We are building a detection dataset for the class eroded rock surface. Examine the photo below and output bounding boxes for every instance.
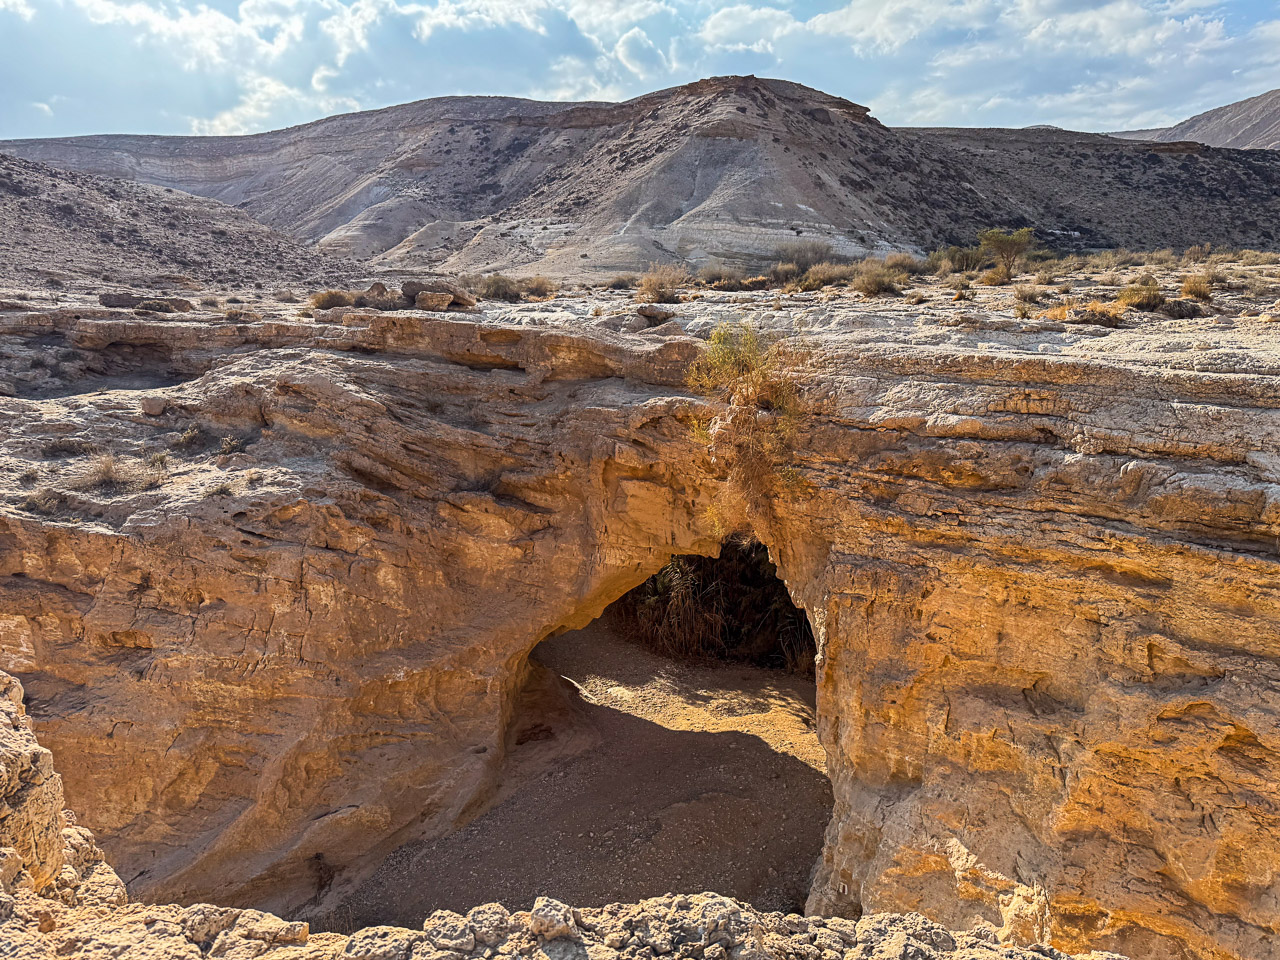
[1,292,1278,960]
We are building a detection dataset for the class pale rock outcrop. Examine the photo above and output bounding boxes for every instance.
[1,294,1279,960]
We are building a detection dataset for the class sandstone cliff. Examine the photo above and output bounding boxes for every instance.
[0,670,1121,960]
[1,291,1278,959]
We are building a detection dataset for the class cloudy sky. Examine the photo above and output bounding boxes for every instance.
[1,0,1277,139]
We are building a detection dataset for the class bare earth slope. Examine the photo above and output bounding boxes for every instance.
[5,76,1280,276]
[1113,87,1280,149]
[0,153,357,289]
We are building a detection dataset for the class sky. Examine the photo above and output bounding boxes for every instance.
[1,0,1278,139]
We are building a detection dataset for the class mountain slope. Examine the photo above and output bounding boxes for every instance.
[0,153,355,289]
[5,77,1280,275]
[1115,88,1280,149]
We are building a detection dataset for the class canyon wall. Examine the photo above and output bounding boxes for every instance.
[1,302,1277,959]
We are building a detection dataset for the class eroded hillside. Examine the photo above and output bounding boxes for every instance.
[5,77,1280,275]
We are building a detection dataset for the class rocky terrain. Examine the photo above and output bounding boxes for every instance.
[1115,87,1280,149]
[2,245,1280,960]
[4,77,1280,276]
[1,670,1122,960]
[0,154,358,290]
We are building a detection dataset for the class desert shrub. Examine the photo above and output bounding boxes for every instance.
[797,261,859,291]
[199,297,220,308]
[219,436,246,455]
[1133,271,1158,287]
[1014,301,1032,319]
[172,425,207,452]
[905,291,926,305]
[953,289,974,301]
[1013,285,1044,304]
[699,263,747,290]
[1116,284,1165,311]
[71,452,161,493]
[1240,249,1280,266]
[478,274,522,302]
[610,539,815,673]
[606,274,637,290]
[309,290,355,309]
[686,323,810,533]
[1035,268,1057,285]
[770,261,802,285]
[1089,248,1140,270]
[1184,243,1212,263]
[1181,275,1213,302]
[637,264,690,304]
[41,437,94,458]
[521,275,558,298]
[937,244,984,273]
[1146,248,1177,267]
[979,227,1035,277]
[1202,265,1228,286]
[22,488,69,516]
[18,467,38,485]
[135,299,176,313]
[851,263,903,296]
[884,252,927,274]
[1098,271,1122,286]
[947,276,971,291]
[208,480,235,497]
[979,267,1011,286]
[224,308,261,322]
[773,240,833,272]
[1057,283,1072,295]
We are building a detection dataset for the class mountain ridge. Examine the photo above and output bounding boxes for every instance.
[5,76,1280,274]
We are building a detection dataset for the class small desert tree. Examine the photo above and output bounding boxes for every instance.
[979,228,1035,280]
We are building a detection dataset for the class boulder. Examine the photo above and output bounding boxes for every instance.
[415,291,455,312]
[636,304,676,323]
[402,279,477,308]
[529,898,577,940]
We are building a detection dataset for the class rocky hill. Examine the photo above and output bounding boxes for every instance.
[4,76,1280,277]
[0,153,357,291]
[1114,87,1280,149]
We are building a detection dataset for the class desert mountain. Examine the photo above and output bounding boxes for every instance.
[4,76,1280,276]
[1114,87,1280,150]
[0,153,355,289]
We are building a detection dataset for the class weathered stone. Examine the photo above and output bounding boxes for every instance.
[98,293,194,312]
[530,899,578,941]
[403,279,477,308]
[468,903,513,947]
[636,305,676,323]
[416,291,455,312]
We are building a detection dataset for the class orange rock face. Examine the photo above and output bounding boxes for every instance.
[0,302,1277,960]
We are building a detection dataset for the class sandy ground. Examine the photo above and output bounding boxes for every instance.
[331,620,831,930]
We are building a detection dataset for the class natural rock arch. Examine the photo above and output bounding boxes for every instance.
[1,313,1277,960]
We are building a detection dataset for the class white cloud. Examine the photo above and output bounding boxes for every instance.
[31,101,53,116]
[699,5,798,53]
[188,74,358,135]
[0,0,33,19]
[614,26,667,78]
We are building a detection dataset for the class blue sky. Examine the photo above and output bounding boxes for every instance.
[1,0,1278,138]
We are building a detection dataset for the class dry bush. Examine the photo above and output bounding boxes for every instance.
[979,267,1011,286]
[770,262,802,285]
[135,299,176,313]
[1116,284,1165,311]
[953,289,974,301]
[41,437,94,459]
[199,297,220,308]
[1089,248,1140,270]
[1097,271,1122,286]
[773,240,833,272]
[1240,249,1280,266]
[1013,285,1043,304]
[22,488,69,516]
[1057,283,1072,295]
[637,264,691,304]
[686,323,810,534]
[797,261,860,291]
[905,291,926,305]
[884,252,927,274]
[478,274,522,302]
[606,274,637,290]
[1146,249,1177,267]
[521,276,558,298]
[852,263,904,296]
[933,244,984,273]
[171,425,207,452]
[1202,265,1228,286]
[1183,244,1212,263]
[1181,275,1213,302]
[699,263,747,290]
[309,290,355,309]
[1035,267,1057,285]
[72,452,162,493]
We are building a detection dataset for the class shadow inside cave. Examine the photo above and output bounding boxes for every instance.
[322,574,831,931]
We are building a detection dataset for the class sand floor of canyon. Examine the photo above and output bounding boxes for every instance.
[329,620,830,931]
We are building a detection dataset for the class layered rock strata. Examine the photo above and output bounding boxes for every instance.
[1,295,1278,960]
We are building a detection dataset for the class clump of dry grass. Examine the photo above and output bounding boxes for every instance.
[477,274,521,302]
[521,275,558,299]
[637,264,691,304]
[773,240,833,272]
[1116,284,1165,311]
[309,289,355,310]
[699,262,747,290]
[883,252,928,275]
[687,323,810,534]
[606,274,637,290]
[171,425,207,452]
[1181,274,1213,302]
[1013,285,1044,304]
[22,488,69,515]
[41,437,94,459]
[71,452,163,493]
[979,267,1011,286]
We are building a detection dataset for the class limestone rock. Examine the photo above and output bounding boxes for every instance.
[415,291,455,311]
[403,279,477,308]
[636,304,676,323]
[529,898,577,940]
[98,293,194,311]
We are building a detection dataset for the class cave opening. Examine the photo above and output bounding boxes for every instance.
[327,539,831,931]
